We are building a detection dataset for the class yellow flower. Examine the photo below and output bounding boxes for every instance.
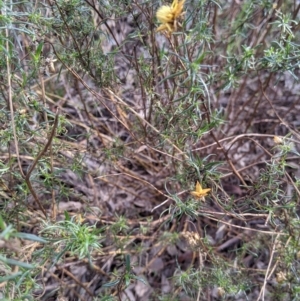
[156,0,185,33]
[190,181,211,199]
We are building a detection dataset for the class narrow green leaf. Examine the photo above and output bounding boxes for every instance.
[125,254,131,272]
[34,42,44,59]
[0,272,23,282]
[102,279,120,287]
[0,255,34,269]
[134,275,148,286]
[14,232,48,243]
[64,210,71,221]
[193,52,206,65]
[0,215,6,231]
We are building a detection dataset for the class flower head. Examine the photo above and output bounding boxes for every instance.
[156,0,185,33]
[273,136,283,144]
[190,181,211,199]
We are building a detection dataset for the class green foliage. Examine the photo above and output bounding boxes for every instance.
[41,215,103,259]
[1,0,300,299]
[0,217,47,299]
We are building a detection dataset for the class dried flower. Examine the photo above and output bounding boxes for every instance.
[276,271,287,283]
[182,231,201,248]
[217,287,226,298]
[156,0,185,33]
[190,181,211,199]
[273,136,283,144]
[75,213,84,224]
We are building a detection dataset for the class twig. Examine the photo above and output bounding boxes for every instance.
[256,234,284,301]
[6,19,25,179]
[25,111,59,218]
[260,80,300,140]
